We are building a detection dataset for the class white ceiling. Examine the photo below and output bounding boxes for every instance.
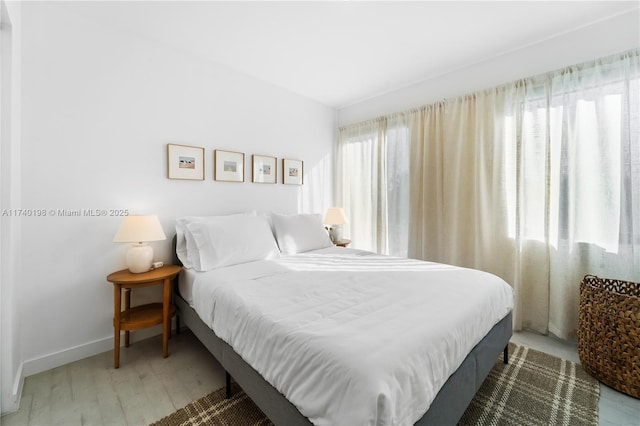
[66,1,639,108]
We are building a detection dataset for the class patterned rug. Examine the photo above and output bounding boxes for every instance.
[458,343,599,426]
[151,343,599,426]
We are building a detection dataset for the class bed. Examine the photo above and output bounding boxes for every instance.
[172,212,513,425]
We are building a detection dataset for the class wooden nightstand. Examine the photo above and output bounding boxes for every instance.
[106,265,181,368]
[334,239,351,247]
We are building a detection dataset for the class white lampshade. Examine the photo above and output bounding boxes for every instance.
[113,215,166,243]
[113,215,166,273]
[323,207,347,225]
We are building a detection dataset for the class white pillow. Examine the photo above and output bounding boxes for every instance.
[271,213,333,255]
[175,212,256,268]
[185,215,280,271]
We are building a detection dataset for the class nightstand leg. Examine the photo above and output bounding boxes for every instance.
[114,285,121,369]
[162,277,171,358]
[123,288,131,348]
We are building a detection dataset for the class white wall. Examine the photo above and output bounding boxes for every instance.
[15,0,334,394]
[338,10,640,126]
[1,0,22,414]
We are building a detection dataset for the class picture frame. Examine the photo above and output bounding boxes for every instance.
[252,154,277,184]
[282,158,303,185]
[167,144,205,180]
[214,149,245,182]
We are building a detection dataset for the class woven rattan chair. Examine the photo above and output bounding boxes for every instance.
[578,275,640,398]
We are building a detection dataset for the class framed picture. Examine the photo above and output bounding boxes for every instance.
[167,144,205,180]
[214,149,244,182]
[283,158,303,185]
[252,154,277,184]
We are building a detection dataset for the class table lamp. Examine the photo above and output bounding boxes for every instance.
[323,207,347,242]
[113,215,166,273]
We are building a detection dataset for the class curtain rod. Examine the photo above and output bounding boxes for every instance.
[338,48,639,132]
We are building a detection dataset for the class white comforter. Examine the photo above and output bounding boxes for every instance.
[190,247,513,426]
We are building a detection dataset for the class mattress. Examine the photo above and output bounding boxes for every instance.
[187,247,514,426]
[178,268,198,305]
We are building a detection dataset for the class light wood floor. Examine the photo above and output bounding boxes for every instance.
[2,329,639,426]
[1,331,224,426]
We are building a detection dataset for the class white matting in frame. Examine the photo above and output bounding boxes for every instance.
[282,158,303,185]
[252,154,277,184]
[167,144,205,180]
[214,149,245,182]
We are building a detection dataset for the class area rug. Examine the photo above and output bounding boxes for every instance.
[150,343,599,426]
[457,343,599,426]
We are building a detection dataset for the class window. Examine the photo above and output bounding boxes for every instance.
[505,72,639,253]
[337,118,410,257]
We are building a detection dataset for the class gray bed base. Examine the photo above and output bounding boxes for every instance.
[174,291,512,426]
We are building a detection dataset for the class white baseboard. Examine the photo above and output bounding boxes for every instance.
[4,324,172,414]
[3,337,114,414]
[22,335,114,378]
[22,325,168,378]
[6,362,23,414]
[0,364,24,416]
[0,362,23,415]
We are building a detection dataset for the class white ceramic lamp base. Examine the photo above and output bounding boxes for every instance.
[126,243,154,273]
[330,226,343,242]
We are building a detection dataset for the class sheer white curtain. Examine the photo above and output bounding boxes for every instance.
[336,119,388,254]
[535,53,638,337]
[409,50,640,338]
[336,116,409,256]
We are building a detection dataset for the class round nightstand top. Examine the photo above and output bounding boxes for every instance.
[107,264,181,284]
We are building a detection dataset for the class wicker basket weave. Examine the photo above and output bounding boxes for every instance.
[578,275,640,398]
